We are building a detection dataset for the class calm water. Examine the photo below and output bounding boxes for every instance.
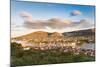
[80,43,95,50]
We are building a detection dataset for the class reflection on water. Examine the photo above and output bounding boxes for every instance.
[80,43,95,50]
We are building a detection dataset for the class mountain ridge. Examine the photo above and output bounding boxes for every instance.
[12,28,95,40]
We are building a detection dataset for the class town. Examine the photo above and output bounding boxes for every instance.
[11,34,95,57]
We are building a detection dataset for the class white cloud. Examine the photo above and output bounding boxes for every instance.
[20,11,34,23]
[19,12,73,29]
[71,10,82,16]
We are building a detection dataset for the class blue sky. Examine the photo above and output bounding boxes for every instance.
[11,0,95,37]
[11,0,95,23]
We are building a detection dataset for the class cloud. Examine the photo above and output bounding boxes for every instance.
[70,10,82,16]
[23,18,72,29]
[69,19,92,28]
[47,18,72,29]
[19,12,72,29]
[20,11,34,23]
[23,18,93,30]
[19,11,94,31]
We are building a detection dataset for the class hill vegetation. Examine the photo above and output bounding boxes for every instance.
[11,42,95,66]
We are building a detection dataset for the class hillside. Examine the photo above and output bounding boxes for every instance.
[63,28,95,36]
[13,28,95,40]
[13,31,48,40]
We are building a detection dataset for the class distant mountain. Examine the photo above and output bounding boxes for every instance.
[13,28,95,40]
[63,28,95,36]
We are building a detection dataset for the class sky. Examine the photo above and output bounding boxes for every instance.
[14,0,95,5]
[11,0,95,37]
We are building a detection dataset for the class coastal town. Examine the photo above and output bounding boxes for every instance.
[11,30,95,57]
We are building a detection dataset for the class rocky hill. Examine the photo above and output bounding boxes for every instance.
[13,28,95,40]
